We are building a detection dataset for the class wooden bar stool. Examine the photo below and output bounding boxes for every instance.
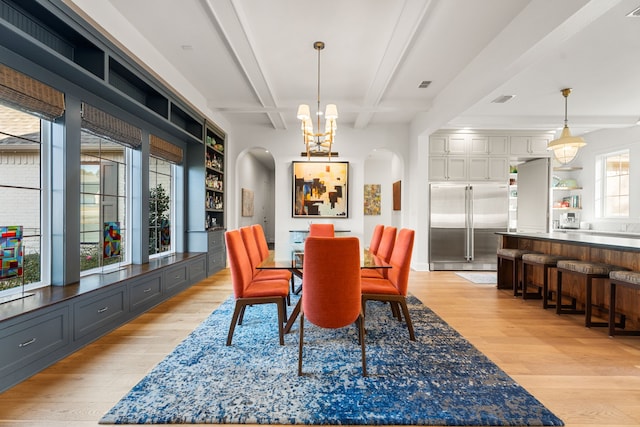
[608,270,640,337]
[521,253,574,308]
[496,248,538,296]
[556,260,629,328]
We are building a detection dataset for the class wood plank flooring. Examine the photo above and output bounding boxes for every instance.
[0,270,639,426]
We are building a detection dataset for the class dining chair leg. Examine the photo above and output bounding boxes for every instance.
[238,305,247,325]
[358,314,367,377]
[297,312,305,376]
[277,297,286,345]
[397,299,416,341]
[226,302,244,346]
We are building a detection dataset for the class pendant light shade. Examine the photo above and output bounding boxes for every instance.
[547,88,586,164]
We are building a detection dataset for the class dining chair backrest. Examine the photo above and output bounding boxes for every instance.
[302,236,361,328]
[225,230,253,298]
[308,223,335,237]
[368,224,385,255]
[387,228,415,296]
[240,226,263,270]
[251,224,270,260]
[376,226,397,262]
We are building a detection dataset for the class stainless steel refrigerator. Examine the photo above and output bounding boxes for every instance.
[429,183,508,270]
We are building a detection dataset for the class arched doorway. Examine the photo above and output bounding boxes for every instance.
[363,148,403,245]
[236,148,276,246]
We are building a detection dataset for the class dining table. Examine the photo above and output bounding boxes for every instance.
[257,247,390,333]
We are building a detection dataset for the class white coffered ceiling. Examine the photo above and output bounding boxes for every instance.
[66,0,640,138]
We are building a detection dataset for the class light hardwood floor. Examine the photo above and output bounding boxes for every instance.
[0,270,639,427]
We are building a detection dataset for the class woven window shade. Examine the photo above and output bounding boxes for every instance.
[81,102,142,148]
[0,64,65,120]
[150,134,183,164]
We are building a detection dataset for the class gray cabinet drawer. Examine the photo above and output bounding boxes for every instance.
[164,263,189,293]
[189,255,207,282]
[208,229,224,251]
[208,249,226,274]
[74,285,127,340]
[0,306,69,377]
[129,273,162,312]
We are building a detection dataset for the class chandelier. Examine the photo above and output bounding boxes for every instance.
[297,41,338,159]
[547,88,586,164]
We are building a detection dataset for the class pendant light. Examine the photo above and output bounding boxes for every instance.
[547,88,586,164]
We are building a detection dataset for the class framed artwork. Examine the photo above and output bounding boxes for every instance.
[103,221,121,259]
[364,184,381,215]
[393,180,401,211]
[0,225,23,280]
[242,188,254,217]
[293,161,349,217]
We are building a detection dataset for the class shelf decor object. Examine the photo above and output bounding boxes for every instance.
[547,88,586,165]
[296,41,338,159]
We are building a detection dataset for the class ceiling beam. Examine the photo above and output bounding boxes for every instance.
[353,0,435,129]
[201,0,287,130]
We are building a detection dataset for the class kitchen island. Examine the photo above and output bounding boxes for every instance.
[497,231,640,329]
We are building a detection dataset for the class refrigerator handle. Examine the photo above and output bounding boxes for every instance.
[468,185,474,261]
[464,186,471,261]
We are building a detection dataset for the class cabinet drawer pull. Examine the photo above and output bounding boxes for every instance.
[174,275,181,279]
[19,338,37,348]
[143,288,152,293]
[97,306,109,313]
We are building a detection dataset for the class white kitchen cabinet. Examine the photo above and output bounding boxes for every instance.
[429,156,467,181]
[468,157,509,181]
[510,136,550,156]
[429,135,468,155]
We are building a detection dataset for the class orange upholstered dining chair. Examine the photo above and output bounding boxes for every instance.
[224,229,289,346]
[251,224,270,261]
[361,226,396,279]
[298,236,367,376]
[240,226,291,282]
[308,223,335,237]
[368,224,385,255]
[361,228,415,341]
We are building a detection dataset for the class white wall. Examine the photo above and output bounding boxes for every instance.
[225,122,411,257]
[567,125,640,232]
[236,151,275,242]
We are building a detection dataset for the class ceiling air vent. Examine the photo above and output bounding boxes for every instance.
[418,80,431,88]
[491,95,515,104]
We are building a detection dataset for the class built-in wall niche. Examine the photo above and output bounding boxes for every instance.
[170,103,202,140]
[108,58,168,118]
[1,0,105,79]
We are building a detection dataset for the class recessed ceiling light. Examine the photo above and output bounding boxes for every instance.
[418,81,431,89]
[626,6,640,17]
[491,95,516,103]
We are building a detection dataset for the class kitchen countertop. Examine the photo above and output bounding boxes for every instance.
[497,231,640,252]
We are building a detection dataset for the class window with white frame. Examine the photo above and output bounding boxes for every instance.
[0,104,45,294]
[149,155,173,256]
[595,150,629,218]
[80,131,130,272]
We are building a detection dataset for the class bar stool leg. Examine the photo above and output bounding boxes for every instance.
[609,281,617,336]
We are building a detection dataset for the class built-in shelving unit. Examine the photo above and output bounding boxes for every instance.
[205,127,224,230]
[552,166,583,228]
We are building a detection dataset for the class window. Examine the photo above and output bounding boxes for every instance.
[80,131,129,272]
[0,104,44,293]
[149,156,173,256]
[595,150,629,217]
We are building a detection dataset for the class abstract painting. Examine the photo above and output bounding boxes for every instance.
[364,184,381,215]
[0,225,23,280]
[293,161,348,218]
[160,219,170,247]
[242,188,254,217]
[393,180,401,211]
[103,221,121,258]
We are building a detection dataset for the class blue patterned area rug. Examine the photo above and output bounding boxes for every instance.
[100,294,563,425]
